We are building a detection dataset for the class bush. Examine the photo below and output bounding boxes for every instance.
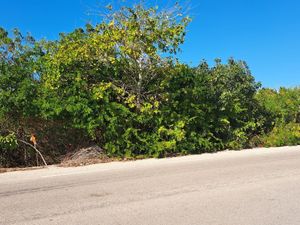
[257,123,300,147]
[0,133,19,167]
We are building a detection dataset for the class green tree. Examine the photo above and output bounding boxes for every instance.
[0,27,42,118]
[38,3,191,157]
[256,87,300,124]
[163,59,266,151]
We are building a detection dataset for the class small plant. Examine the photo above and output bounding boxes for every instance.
[0,133,18,150]
[0,133,19,167]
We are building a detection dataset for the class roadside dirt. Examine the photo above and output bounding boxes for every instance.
[3,145,298,173]
[0,167,44,173]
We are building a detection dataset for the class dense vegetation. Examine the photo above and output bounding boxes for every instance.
[0,4,299,167]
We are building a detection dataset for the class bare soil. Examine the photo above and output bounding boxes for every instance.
[60,145,114,167]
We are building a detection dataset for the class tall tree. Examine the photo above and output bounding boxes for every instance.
[41,3,191,110]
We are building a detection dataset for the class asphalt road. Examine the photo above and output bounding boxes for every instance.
[1,146,300,225]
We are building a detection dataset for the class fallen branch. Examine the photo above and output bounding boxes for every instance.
[18,139,48,167]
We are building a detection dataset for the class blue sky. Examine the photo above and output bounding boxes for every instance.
[1,0,299,88]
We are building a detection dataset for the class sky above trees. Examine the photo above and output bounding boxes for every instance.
[1,0,299,88]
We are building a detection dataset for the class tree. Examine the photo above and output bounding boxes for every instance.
[37,3,191,157]
[163,59,265,151]
[0,27,42,118]
[256,87,300,124]
[41,3,191,110]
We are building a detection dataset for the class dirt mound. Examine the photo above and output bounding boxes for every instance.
[61,146,111,167]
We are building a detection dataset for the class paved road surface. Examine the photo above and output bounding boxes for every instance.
[1,146,300,225]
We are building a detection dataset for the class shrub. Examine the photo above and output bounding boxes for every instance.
[0,133,19,167]
[256,123,300,147]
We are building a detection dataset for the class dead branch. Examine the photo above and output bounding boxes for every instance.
[18,139,48,167]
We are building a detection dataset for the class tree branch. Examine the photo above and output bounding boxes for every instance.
[18,139,48,167]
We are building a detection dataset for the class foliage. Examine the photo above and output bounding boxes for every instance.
[0,3,299,167]
[252,87,300,147]
[162,59,269,152]
[0,27,42,118]
[257,123,300,147]
[256,87,300,124]
[0,132,19,167]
